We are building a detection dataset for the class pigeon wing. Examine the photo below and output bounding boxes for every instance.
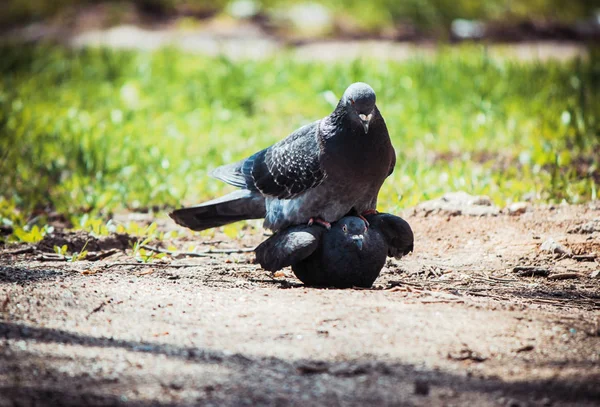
[366,213,414,258]
[211,121,326,199]
[255,225,325,272]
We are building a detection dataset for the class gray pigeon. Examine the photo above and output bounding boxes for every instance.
[169,82,395,232]
[255,213,414,288]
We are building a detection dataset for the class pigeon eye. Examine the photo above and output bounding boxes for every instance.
[350,99,355,105]
[342,224,348,232]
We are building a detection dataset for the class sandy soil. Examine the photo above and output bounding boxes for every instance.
[1,202,599,406]
[3,17,590,62]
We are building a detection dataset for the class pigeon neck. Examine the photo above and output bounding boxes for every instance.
[323,104,366,140]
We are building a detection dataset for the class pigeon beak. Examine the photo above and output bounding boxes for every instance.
[352,235,364,250]
[359,113,372,134]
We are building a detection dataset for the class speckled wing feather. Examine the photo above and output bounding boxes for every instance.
[212,122,326,199]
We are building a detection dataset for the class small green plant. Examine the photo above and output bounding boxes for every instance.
[130,236,166,263]
[12,225,50,243]
[79,214,111,236]
[53,239,90,262]
[134,247,166,263]
[53,244,68,256]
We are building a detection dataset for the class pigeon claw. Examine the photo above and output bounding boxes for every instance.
[359,209,378,229]
[358,215,370,228]
[308,217,331,230]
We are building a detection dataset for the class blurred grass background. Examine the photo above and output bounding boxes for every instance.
[2,0,599,37]
[0,0,599,237]
[0,45,598,222]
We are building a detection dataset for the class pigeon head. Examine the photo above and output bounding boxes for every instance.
[342,82,376,134]
[335,216,368,250]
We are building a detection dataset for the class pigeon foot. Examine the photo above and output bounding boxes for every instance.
[361,209,378,216]
[308,217,332,230]
[358,215,370,228]
[359,209,378,228]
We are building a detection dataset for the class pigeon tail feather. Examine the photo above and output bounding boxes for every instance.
[169,190,265,231]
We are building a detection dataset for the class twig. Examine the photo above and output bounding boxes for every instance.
[471,276,503,285]
[86,302,106,319]
[464,291,510,301]
[527,298,564,305]
[200,240,225,245]
[527,297,598,308]
[36,254,67,262]
[36,249,120,262]
[103,262,151,268]
[512,266,550,277]
[447,349,487,362]
[85,249,119,261]
[141,244,253,257]
[387,280,425,289]
[548,272,582,280]
[573,254,597,262]
[426,265,441,278]
[158,264,202,268]
[103,262,201,268]
[136,270,155,276]
[2,246,35,256]
[515,344,535,353]
[247,278,303,288]
[140,244,210,257]
[450,287,487,292]
[420,299,465,304]
[203,247,254,254]
[487,275,519,283]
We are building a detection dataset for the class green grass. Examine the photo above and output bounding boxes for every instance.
[0,44,598,234]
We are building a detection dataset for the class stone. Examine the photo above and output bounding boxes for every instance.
[416,191,500,216]
[507,202,529,215]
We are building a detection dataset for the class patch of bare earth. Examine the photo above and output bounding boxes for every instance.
[1,203,599,406]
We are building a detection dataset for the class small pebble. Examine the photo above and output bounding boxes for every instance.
[540,238,570,255]
[414,379,430,396]
[507,202,529,215]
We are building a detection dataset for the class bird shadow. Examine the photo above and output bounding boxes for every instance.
[1,321,599,406]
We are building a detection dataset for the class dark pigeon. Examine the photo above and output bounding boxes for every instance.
[170,82,395,232]
[255,213,414,288]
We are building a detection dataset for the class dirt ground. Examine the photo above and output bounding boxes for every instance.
[1,201,599,406]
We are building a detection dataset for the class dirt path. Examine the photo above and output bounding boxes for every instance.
[1,203,599,406]
[4,20,590,62]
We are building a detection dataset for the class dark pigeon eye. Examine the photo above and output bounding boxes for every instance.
[350,99,355,105]
[342,224,348,232]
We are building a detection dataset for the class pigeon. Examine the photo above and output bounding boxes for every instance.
[255,213,414,288]
[169,82,395,232]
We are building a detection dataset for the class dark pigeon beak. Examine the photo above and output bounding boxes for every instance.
[359,113,373,134]
[352,235,364,250]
